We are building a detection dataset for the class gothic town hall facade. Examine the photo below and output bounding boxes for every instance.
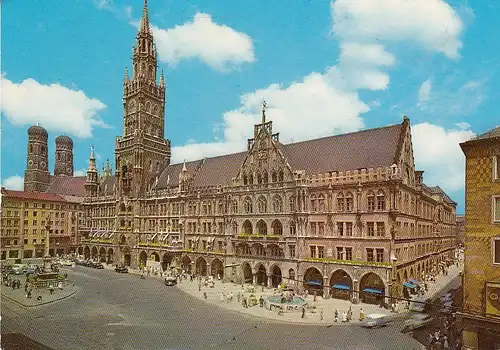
[24,2,457,302]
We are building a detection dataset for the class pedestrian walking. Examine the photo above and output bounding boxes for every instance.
[259,296,264,307]
[348,306,352,321]
[313,290,317,302]
[359,308,365,321]
[220,292,225,302]
[203,292,207,300]
[334,309,339,323]
[237,291,241,303]
[342,311,347,323]
[320,309,323,321]
[301,306,306,319]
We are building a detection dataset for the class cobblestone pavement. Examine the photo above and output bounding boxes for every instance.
[104,262,462,326]
[1,273,78,307]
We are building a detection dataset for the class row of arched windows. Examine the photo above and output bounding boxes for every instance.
[235,243,284,257]
[242,169,284,185]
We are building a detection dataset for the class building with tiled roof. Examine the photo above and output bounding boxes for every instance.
[76,0,457,305]
[1,188,85,260]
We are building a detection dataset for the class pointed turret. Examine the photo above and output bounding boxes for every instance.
[179,160,188,193]
[139,0,150,35]
[124,67,129,83]
[261,100,267,124]
[160,70,165,88]
[85,145,99,197]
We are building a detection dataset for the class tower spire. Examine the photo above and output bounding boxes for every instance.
[140,0,150,34]
[124,67,129,82]
[160,70,165,87]
[88,145,96,171]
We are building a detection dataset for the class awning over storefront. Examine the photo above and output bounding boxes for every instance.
[307,280,322,286]
[363,288,383,295]
[403,282,417,289]
[332,284,350,291]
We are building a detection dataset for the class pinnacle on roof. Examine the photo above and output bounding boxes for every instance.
[90,145,95,160]
[261,100,267,124]
[139,0,150,35]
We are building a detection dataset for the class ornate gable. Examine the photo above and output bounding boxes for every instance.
[394,116,417,187]
[236,102,293,185]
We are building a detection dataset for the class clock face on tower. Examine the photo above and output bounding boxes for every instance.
[67,167,72,174]
[40,161,46,169]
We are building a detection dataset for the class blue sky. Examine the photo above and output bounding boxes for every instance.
[2,0,500,214]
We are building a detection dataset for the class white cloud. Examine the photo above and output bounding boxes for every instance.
[74,169,87,177]
[172,70,368,163]
[412,122,475,192]
[418,79,432,105]
[151,13,254,71]
[1,75,108,138]
[417,79,486,117]
[331,0,463,58]
[2,176,24,191]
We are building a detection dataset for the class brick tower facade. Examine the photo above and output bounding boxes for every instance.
[54,135,74,176]
[24,125,50,192]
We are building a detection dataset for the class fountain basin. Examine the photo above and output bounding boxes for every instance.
[266,295,307,312]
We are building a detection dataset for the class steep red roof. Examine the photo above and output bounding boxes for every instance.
[2,188,67,202]
[157,122,403,188]
[46,176,86,197]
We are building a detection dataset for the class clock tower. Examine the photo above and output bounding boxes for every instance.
[115,0,171,196]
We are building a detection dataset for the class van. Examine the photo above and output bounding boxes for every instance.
[360,313,393,328]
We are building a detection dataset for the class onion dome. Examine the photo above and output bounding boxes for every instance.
[28,125,48,138]
[55,135,73,146]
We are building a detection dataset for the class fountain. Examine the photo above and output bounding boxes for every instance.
[266,291,307,312]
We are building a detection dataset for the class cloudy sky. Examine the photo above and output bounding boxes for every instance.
[3,0,499,214]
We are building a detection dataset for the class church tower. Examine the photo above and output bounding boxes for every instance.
[24,124,50,192]
[84,146,99,197]
[54,135,74,176]
[115,0,171,197]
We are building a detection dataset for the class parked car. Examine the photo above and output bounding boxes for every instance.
[164,276,177,286]
[402,313,434,332]
[361,314,393,328]
[59,260,74,267]
[115,265,128,273]
[93,262,104,269]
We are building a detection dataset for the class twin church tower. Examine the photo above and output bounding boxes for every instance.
[24,0,171,196]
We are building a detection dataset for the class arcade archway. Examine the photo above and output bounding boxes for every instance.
[270,265,282,288]
[211,258,224,278]
[151,252,160,262]
[256,264,267,286]
[107,248,114,263]
[84,246,90,260]
[181,256,192,274]
[139,251,147,268]
[329,269,353,300]
[99,247,106,262]
[91,246,98,260]
[359,272,385,304]
[162,253,173,271]
[303,267,323,295]
[196,257,208,276]
[241,262,253,283]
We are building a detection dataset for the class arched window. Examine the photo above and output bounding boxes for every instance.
[273,195,283,213]
[289,221,297,235]
[243,220,252,235]
[249,174,254,184]
[318,194,326,212]
[257,220,267,235]
[263,171,268,183]
[257,172,262,184]
[244,197,252,214]
[310,195,317,212]
[377,190,386,211]
[258,196,267,213]
[337,193,345,212]
[278,170,284,182]
[289,196,296,212]
[271,171,278,182]
[232,222,238,234]
[243,174,248,185]
[29,144,33,153]
[202,202,208,215]
[367,191,375,211]
[218,201,224,214]
[346,192,354,212]
[271,220,283,235]
[231,200,238,214]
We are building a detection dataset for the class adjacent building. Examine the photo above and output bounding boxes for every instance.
[456,214,466,248]
[0,189,85,260]
[459,127,500,349]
